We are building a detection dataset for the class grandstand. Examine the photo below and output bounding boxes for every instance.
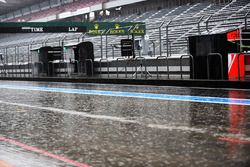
[0,0,249,80]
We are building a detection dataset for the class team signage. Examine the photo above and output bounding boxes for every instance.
[227,29,241,41]
[88,23,145,36]
[0,22,145,35]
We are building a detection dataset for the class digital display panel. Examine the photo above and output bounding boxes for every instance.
[0,26,86,33]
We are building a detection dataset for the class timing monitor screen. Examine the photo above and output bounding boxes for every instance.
[121,39,134,57]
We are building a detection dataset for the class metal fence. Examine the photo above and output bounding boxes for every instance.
[0,9,249,81]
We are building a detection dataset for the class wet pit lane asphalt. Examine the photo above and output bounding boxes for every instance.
[0,81,249,167]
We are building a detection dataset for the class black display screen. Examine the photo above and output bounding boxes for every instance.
[0,26,87,33]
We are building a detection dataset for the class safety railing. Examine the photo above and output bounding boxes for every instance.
[99,58,109,78]
[207,53,224,80]
[23,62,27,78]
[69,60,79,76]
[156,56,169,79]
[58,60,67,77]
[180,54,194,79]
[116,58,127,78]
[17,62,21,78]
[37,62,44,77]
[133,56,151,79]
[0,63,7,77]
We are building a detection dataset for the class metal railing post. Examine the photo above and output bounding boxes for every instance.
[69,60,79,76]
[17,46,20,77]
[146,22,166,58]
[133,56,148,79]
[166,20,172,57]
[116,58,127,78]
[128,26,133,39]
[99,58,109,78]
[159,21,165,57]
[111,45,115,59]
[100,30,106,59]
[156,56,169,79]
[5,47,8,77]
[14,46,17,77]
[27,44,31,78]
[180,54,194,79]
[5,47,8,67]
[105,29,111,59]
[169,40,172,57]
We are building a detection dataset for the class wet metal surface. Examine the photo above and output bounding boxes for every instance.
[0,81,250,167]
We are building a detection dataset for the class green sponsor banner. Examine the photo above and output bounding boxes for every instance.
[0,22,145,35]
[87,22,145,36]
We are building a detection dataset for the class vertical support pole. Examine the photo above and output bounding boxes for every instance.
[101,33,103,59]
[169,41,172,57]
[165,21,171,57]
[152,41,155,57]
[12,47,14,77]
[128,26,133,39]
[132,33,135,58]
[30,44,33,78]
[240,29,243,53]
[112,45,114,59]
[17,46,21,78]
[5,47,8,65]
[166,26,169,57]
[23,48,25,78]
[15,46,17,77]
[159,27,162,57]
[28,44,31,78]
[61,36,67,77]
[105,33,108,59]
[5,47,8,77]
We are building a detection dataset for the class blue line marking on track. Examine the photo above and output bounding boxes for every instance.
[0,84,250,106]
